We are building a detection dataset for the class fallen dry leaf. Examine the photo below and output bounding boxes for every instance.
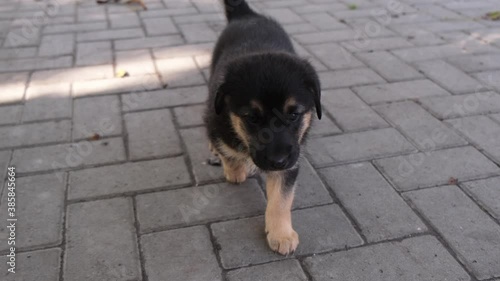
[448,177,458,185]
[126,0,147,10]
[483,11,500,21]
[116,69,130,78]
[88,133,101,141]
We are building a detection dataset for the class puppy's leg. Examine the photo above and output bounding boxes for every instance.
[220,156,248,184]
[265,168,299,255]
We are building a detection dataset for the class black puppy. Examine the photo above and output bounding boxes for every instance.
[204,0,321,255]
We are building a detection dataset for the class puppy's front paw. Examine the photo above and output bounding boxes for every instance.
[224,167,247,184]
[266,228,299,255]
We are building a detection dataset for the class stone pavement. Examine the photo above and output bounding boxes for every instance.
[0,0,500,280]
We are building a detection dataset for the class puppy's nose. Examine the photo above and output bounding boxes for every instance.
[269,155,288,169]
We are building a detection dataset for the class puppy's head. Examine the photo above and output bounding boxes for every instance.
[214,52,321,171]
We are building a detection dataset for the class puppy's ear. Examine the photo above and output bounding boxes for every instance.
[214,84,226,114]
[302,62,322,120]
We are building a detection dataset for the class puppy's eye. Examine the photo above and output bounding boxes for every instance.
[287,112,301,122]
[245,113,261,124]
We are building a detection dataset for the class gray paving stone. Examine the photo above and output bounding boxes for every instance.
[124,109,182,160]
[293,29,360,45]
[115,49,156,76]
[319,162,426,242]
[77,6,106,22]
[38,33,75,56]
[0,104,22,125]
[109,13,140,28]
[77,28,144,42]
[212,205,362,268]
[227,260,307,281]
[0,173,64,251]
[302,12,346,30]
[0,150,10,182]
[492,113,500,124]
[44,22,107,34]
[0,47,37,60]
[462,177,500,221]
[474,70,500,92]
[322,88,388,131]
[265,8,303,24]
[122,86,207,111]
[173,104,204,127]
[30,65,114,85]
[319,68,385,89]
[156,57,206,87]
[153,42,213,59]
[73,75,162,97]
[282,22,317,34]
[144,17,178,36]
[308,114,342,136]
[446,116,500,164]
[76,41,112,66]
[139,7,198,18]
[416,60,485,95]
[12,137,125,173]
[356,51,423,82]
[374,101,467,151]
[4,27,41,48]
[73,95,122,140]
[69,156,190,200]
[375,146,500,191]
[115,34,184,51]
[0,120,71,149]
[179,22,217,43]
[405,185,500,279]
[0,56,72,73]
[180,126,224,184]
[137,179,265,231]
[341,37,413,53]
[307,128,416,166]
[64,198,141,281]
[173,13,224,24]
[447,54,500,73]
[304,236,470,281]
[23,83,72,122]
[141,226,222,281]
[0,72,28,104]
[292,159,334,208]
[419,92,500,119]
[0,248,61,281]
[354,79,450,104]
[391,41,496,62]
[308,43,364,70]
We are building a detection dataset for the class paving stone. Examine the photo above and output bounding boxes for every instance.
[462,177,500,221]
[153,42,214,59]
[122,85,207,111]
[0,72,28,104]
[180,126,224,183]
[0,150,10,182]
[375,146,500,191]
[212,205,362,269]
[156,56,206,87]
[304,236,470,281]
[23,83,72,122]
[446,116,500,164]
[405,185,500,279]
[447,54,500,73]
[0,248,61,281]
[0,47,37,59]
[307,128,416,166]
[139,7,198,18]
[319,162,426,242]
[64,198,141,281]
[0,120,70,149]
[30,65,114,85]
[265,8,303,24]
[374,101,466,151]
[11,137,125,173]
[292,3,346,14]
[73,74,162,97]
[419,92,500,119]
[390,26,445,46]
[391,41,496,62]
[282,22,317,34]
[308,114,342,136]
[124,109,182,160]
[416,4,464,20]
[0,173,65,251]
[69,156,189,200]
[416,60,484,95]
[115,34,184,51]
[227,260,307,281]
[308,43,364,70]
[141,226,222,281]
[77,28,144,42]
[173,13,224,24]
[0,104,22,125]
[179,22,217,43]
[76,41,112,66]
[173,104,205,127]
[137,179,265,231]
[77,6,106,22]
[356,51,423,82]
[474,70,500,92]
[4,27,41,47]
[38,33,75,56]
[109,13,140,28]
[44,22,107,34]
[144,17,178,36]
[341,37,413,53]
[73,95,122,140]
[115,49,156,76]
[293,29,358,45]
[302,12,346,30]
[0,56,72,73]
[319,68,385,89]
[492,113,500,124]
[322,88,388,131]
[354,79,450,104]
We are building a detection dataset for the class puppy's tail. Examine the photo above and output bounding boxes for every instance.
[222,0,256,21]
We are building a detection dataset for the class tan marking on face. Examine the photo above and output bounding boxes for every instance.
[284,97,297,113]
[230,113,250,148]
[251,100,264,114]
[265,171,299,255]
[299,111,312,142]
